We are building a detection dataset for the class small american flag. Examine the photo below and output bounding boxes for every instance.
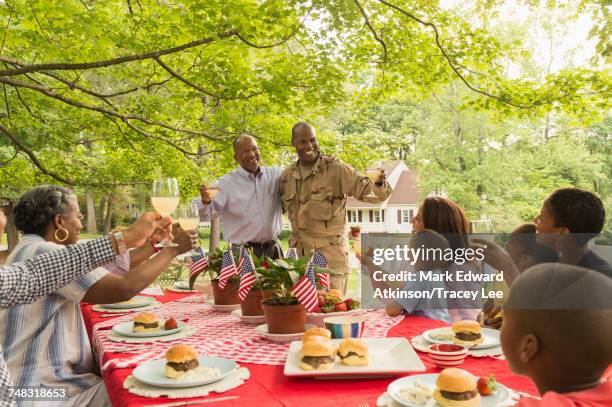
[238,247,257,301]
[188,247,208,278]
[291,259,319,312]
[311,251,330,288]
[218,249,238,289]
[231,244,244,273]
[285,248,298,260]
[187,247,208,289]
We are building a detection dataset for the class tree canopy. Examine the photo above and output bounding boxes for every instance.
[0,0,610,236]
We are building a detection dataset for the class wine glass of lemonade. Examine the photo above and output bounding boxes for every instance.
[151,177,179,247]
[206,179,220,201]
[178,203,200,255]
[365,160,383,181]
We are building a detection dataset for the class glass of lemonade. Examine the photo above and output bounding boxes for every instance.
[365,160,383,181]
[206,179,220,201]
[151,177,179,247]
[178,203,199,255]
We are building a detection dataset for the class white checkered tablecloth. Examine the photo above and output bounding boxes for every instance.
[93,295,404,371]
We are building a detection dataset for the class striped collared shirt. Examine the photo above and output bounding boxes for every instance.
[193,166,283,243]
[0,236,116,405]
[0,236,121,406]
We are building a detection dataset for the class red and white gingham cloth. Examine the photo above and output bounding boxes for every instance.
[93,295,404,372]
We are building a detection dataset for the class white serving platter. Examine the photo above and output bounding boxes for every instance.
[284,337,426,378]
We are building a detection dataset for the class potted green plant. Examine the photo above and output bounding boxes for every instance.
[189,248,240,305]
[239,255,274,316]
[256,257,331,334]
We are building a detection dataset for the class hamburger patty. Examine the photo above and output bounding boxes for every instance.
[167,359,199,372]
[134,321,159,329]
[455,332,481,341]
[440,389,479,401]
[301,355,335,369]
[338,351,363,359]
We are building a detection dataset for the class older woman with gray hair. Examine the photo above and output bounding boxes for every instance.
[1,185,197,407]
[0,205,173,405]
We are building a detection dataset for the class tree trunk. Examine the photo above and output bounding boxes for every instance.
[86,189,97,234]
[97,195,107,221]
[209,213,221,253]
[104,193,114,234]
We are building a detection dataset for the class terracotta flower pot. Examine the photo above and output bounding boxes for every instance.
[262,301,306,334]
[240,289,273,316]
[211,279,240,305]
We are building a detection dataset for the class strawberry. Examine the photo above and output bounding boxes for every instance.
[334,302,348,312]
[477,374,496,396]
[164,317,178,330]
[317,294,325,306]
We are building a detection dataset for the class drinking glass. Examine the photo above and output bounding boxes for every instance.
[178,203,200,256]
[151,177,179,247]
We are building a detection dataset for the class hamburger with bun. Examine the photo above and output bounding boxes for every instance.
[337,338,369,366]
[302,327,331,342]
[433,368,481,407]
[452,320,484,347]
[165,345,199,379]
[299,336,335,371]
[133,312,161,332]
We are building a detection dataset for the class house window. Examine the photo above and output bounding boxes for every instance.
[401,210,411,223]
[347,210,358,223]
[372,210,382,223]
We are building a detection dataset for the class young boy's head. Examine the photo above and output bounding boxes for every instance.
[535,188,605,247]
[505,223,559,272]
[501,263,612,393]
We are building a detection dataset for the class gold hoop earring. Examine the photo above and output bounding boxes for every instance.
[54,227,69,243]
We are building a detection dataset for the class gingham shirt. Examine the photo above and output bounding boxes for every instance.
[0,236,116,406]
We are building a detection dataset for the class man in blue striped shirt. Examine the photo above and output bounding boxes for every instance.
[194,134,284,259]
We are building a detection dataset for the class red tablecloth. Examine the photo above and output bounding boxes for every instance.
[81,292,538,407]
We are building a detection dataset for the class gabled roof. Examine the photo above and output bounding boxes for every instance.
[347,169,419,208]
[387,170,419,205]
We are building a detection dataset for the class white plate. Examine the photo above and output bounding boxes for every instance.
[388,373,511,407]
[132,356,238,389]
[422,327,500,350]
[231,309,266,324]
[173,281,191,290]
[111,321,186,338]
[167,281,196,293]
[102,295,155,309]
[256,323,316,343]
[206,299,241,312]
[284,337,426,377]
[306,309,362,327]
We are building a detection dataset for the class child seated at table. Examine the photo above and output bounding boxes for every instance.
[501,263,612,406]
[535,187,611,278]
[478,223,559,329]
[385,229,451,322]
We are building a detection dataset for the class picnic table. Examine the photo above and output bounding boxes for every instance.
[81,291,538,407]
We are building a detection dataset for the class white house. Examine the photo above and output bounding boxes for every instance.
[346,160,419,233]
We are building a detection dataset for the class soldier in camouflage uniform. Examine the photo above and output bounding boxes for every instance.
[280,122,392,293]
